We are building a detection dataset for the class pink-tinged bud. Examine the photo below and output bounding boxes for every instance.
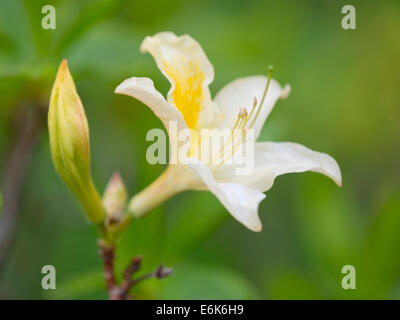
[102,172,127,222]
[48,59,106,223]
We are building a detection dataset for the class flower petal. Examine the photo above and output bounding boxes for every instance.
[141,32,215,129]
[214,75,290,139]
[216,142,342,191]
[115,76,188,157]
[187,158,265,232]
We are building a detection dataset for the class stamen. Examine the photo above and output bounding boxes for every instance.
[230,111,242,132]
[213,67,274,166]
[247,65,274,129]
[232,110,245,135]
[214,107,247,163]
[242,108,248,118]
[243,97,258,127]
[219,129,247,164]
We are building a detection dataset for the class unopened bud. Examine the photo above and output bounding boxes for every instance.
[48,59,106,223]
[102,172,127,222]
[154,264,173,279]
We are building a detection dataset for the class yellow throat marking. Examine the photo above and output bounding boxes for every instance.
[164,60,205,130]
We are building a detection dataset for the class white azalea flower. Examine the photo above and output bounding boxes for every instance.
[115,32,342,232]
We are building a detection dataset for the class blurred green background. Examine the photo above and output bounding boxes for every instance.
[0,0,399,299]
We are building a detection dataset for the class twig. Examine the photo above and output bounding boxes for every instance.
[134,264,173,285]
[98,240,172,300]
[98,240,116,293]
[0,105,45,273]
[118,255,143,299]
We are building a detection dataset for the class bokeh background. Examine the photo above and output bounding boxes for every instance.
[0,0,399,299]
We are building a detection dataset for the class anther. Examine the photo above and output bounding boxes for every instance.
[239,108,248,119]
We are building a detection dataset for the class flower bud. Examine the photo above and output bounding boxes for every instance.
[102,172,127,222]
[48,59,106,223]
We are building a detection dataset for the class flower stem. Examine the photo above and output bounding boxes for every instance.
[97,234,172,300]
[97,206,172,299]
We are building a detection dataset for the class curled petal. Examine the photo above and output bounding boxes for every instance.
[187,158,265,232]
[216,142,342,191]
[115,77,188,157]
[141,32,215,129]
